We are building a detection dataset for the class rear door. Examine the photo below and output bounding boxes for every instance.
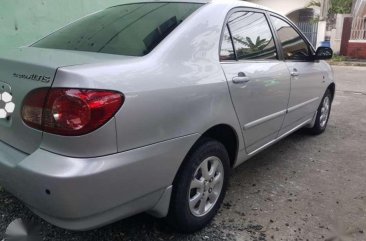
[220,10,291,154]
[269,15,325,135]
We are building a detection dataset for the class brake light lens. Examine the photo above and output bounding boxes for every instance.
[22,88,124,136]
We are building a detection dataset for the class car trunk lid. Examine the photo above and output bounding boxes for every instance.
[0,47,129,154]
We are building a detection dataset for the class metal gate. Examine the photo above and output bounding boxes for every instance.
[295,21,318,47]
[351,17,366,40]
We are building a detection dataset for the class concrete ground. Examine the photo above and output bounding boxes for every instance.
[1,66,366,241]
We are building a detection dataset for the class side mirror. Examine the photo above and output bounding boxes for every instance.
[314,47,333,60]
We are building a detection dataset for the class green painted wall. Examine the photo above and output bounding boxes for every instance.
[0,0,127,49]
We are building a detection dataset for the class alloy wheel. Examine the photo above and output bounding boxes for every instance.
[188,156,224,217]
[320,96,330,128]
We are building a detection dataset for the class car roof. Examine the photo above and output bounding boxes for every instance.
[109,0,275,14]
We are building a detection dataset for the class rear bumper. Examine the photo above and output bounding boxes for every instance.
[0,134,198,230]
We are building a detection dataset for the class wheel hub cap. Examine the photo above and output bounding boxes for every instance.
[188,156,224,217]
[320,96,330,128]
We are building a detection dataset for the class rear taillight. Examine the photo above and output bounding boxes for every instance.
[22,88,124,136]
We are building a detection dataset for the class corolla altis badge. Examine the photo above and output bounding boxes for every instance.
[13,73,51,83]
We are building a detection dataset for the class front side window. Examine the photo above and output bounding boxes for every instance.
[227,12,277,60]
[32,3,203,56]
[270,16,310,61]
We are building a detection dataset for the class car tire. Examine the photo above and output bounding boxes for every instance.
[167,138,230,233]
[308,89,333,135]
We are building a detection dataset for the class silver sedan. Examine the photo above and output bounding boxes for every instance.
[0,0,334,233]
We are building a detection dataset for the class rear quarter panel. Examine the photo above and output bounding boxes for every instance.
[47,3,245,158]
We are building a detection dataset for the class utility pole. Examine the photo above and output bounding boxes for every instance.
[320,0,330,20]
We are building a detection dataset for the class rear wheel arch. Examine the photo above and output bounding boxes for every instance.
[200,124,239,168]
[177,124,239,176]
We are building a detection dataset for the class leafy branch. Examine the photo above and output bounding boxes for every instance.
[307,0,321,8]
[307,0,352,15]
[233,36,270,52]
[328,0,353,14]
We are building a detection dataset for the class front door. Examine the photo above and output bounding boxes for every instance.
[220,10,291,154]
[269,15,325,135]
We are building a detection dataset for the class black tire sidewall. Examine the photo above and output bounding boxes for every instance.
[312,89,333,134]
[167,138,230,233]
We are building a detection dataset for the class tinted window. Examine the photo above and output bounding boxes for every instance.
[220,25,236,61]
[270,16,310,60]
[228,12,277,60]
[32,3,203,56]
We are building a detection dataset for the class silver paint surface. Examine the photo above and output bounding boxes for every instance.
[0,0,334,231]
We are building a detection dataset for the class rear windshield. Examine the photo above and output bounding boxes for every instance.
[32,2,203,56]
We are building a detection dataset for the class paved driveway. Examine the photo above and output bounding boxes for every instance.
[1,66,366,241]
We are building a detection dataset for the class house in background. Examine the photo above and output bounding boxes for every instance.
[343,0,366,58]
[247,0,330,48]
[249,0,366,59]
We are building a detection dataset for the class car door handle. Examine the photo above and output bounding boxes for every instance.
[290,68,299,77]
[232,72,250,84]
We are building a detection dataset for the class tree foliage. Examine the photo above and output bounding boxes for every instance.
[307,0,353,14]
[329,0,353,14]
[233,36,269,52]
[307,0,321,8]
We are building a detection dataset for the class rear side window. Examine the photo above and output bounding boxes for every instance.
[270,16,310,61]
[227,12,277,60]
[32,3,203,56]
[220,25,236,61]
